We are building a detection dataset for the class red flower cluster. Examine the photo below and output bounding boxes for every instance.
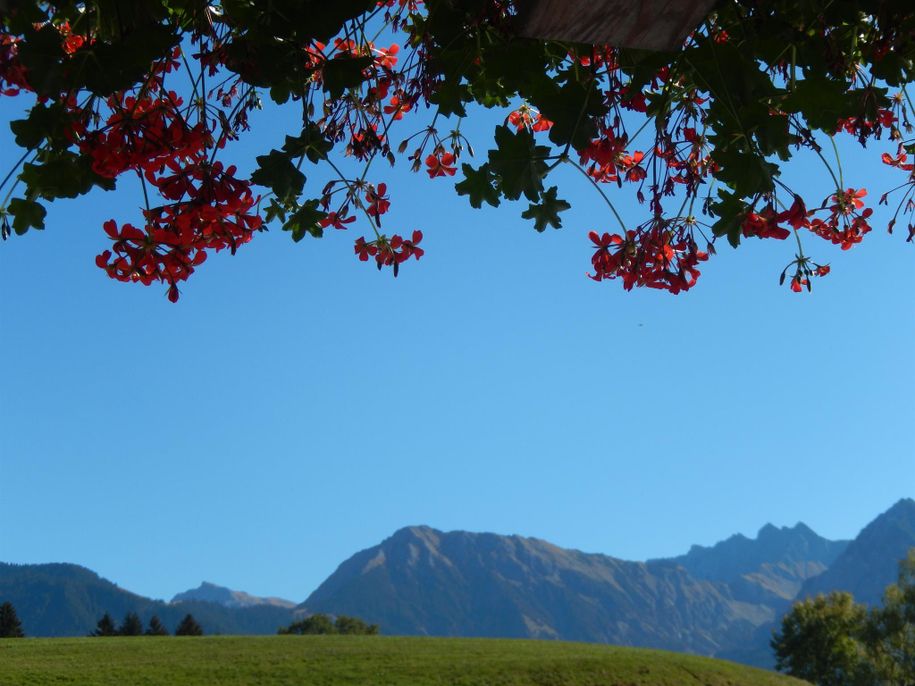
[0,34,28,95]
[58,21,88,55]
[354,230,424,275]
[320,210,356,230]
[425,151,456,178]
[588,219,709,294]
[780,257,830,293]
[837,108,896,142]
[80,93,209,178]
[882,149,915,173]
[880,147,915,242]
[96,158,262,301]
[365,182,391,219]
[741,196,808,240]
[618,151,646,183]
[507,106,553,133]
[579,132,628,183]
[807,188,872,250]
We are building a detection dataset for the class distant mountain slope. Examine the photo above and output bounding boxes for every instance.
[0,563,294,637]
[662,522,848,603]
[301,526,770,655]
[172,582,295,609]
[799,497,915,605]
[719,498,915,668]
[5,497,912,667]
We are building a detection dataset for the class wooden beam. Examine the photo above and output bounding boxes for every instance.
[517,0,717,52]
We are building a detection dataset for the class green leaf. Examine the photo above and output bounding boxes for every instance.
[427,79,470,118]
[755,111,793,160]
[455,163,500,209]
[487,126,550,202]
[321,55,373,99]
[282,200,326,242]
[18,21,179,97]
[782,77,857,132]
[10,102,70,149]
[521,187,571,232]
[711,144,778,198]
[73,24,180,95]
[263,198,288,224]
[709,191,749,248]
[251,150,306,201]
[282,124,334,164]
[532,74,606,150]
[8,198,47,235]
[20,152,114,200]
[15,24,67,95]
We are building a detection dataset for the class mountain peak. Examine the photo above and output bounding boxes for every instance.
[756,521,817,540]
[389,525,441,541]
[663,520,848,593]
[757,523,780,537]
[885,497,915,517]
[171,582,295,609]
[800,498,915,605]
[301,525,755,655]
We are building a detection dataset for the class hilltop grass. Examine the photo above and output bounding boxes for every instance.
[0,635,809,686]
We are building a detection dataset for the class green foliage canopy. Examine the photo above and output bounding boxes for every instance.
[1,0,914,300]
[145,615,169,636]
[92,612,117,637]
[0,601,25,638]
[772,550,915,686]
[278,613,379,635]
[175,613,203,636]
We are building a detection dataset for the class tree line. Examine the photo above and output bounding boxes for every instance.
[277,613,379,635]
[1,602,379,638]
[91,611,203,636]
[0,604,205,638]
[772,550,915,686]
[0,601,24,637]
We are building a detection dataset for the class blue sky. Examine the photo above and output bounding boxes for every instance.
[0,81,913,603]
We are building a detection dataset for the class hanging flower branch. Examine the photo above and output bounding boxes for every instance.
[0,0,913,300]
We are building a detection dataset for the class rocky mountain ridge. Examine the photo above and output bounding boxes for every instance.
[0,562,295,637]
[171,581,296,609]
[2,498,912,670]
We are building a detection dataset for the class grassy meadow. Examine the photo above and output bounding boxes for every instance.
[0,635,810,686]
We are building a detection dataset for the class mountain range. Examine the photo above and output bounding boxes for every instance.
[0,562,296,637]
[2,498,913,669]
[171,581,295,609]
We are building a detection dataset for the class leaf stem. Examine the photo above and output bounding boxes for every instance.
[566,160,626,231]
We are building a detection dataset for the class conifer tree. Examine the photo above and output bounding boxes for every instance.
[0,602,25,638]
[145,615,169,636]
[92,612,117,637]
[175,614,203,636]
[119,611,143,636]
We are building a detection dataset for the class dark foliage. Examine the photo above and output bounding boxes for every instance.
[119,611,143,636]
[92,612,117,637]
[175,613,203,636]
[278,613,379,635]
[145,615,168,636]
[0,601,25,638]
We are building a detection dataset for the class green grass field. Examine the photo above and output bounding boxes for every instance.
[0,636,809,686]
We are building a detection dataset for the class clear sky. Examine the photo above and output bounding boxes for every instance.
[0,80,913,604]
